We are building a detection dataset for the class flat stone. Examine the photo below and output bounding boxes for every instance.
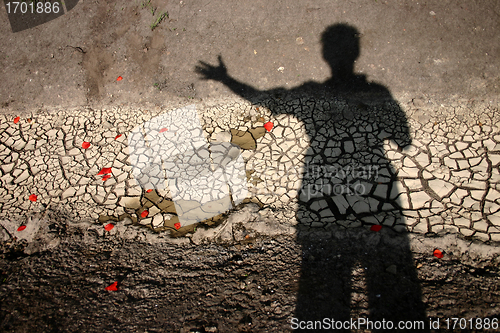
[488,214,500,225]
[152,214,163,227]
[428,179,454,199]
[14,170,30,184]
[473,221,489,232]
[470,190,485,201]
[410,191,431,209]
[460,228,475,237]
[61,187,77,200]
[118,196,142,209]
[474,232,490,242]
[454,217,470,228]
[412,221,428,233]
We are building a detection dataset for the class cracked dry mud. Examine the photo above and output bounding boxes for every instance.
[1,95,500,333]
[0,96,500,242]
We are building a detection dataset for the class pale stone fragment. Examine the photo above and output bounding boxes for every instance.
[488,214,500,225]
[128,186,142,196]
[414,152,430,167]
[403,179,422,190]
[61,187,77,200]
[428,179,454,199]
[473,221,489,232]
[460,228,474,236]
[14,169,30,183]
[474,232,490,242]
[1,163,14,173]
[470,190,485,201]
[454,217,470,227]
[410,191,431,209]
[489,154,500,166]
[119,196,142,209]
[463,180,487,190]
[398,167,419,178]
[486,189,500,202]
[490,233,500,242]
[412,221,428,233]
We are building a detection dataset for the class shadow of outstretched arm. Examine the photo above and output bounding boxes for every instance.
[195,55,265,98]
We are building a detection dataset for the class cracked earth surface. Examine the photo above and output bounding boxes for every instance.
[0,95,500,245]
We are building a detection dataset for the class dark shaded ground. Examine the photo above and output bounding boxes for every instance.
[1,226,499,332]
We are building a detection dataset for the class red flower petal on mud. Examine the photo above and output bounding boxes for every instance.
[141,210,149,218]
[433,249,443,259]
[105,281,118,291]
[174,222,181,230]
[116,76,123,81]
[102,175,111,181]
[82,142,91,149]
[264,121,274,132]
[104,223,114,231]
[13,117,20,124]
[159,128,168,133]
[370,225,382,232]
[97,167,112,175]
[114,134,122,140]
[17,225,26,232]
[29,194,37,202]
[146,189,153,193]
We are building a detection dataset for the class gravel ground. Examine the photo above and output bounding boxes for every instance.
[1,220,499,332]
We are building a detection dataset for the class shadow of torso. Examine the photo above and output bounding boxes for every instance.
[248,76,428,332]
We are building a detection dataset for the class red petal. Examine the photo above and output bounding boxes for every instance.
[370,225,382,232]
[97,167,112,175]
[115,134,122,140]
[104,223,114,231]
[159,128,168,133]
[146,189,153,193]
[82,142,91,149]
[29,194,37,202]
[141,210,149,218]
[13,117,20,124]
[433,249,443,259]
[102,175,112,181]
[117,76,123,81]
[105,281,118,291]
[264,122,274,132]
[174,222,181,230]
[17,225,26,232]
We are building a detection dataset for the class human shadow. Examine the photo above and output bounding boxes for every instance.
[197,24,428,332]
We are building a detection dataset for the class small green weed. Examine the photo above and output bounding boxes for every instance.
[150,11,168,30]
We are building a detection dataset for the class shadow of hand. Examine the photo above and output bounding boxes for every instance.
[195,55,228,82]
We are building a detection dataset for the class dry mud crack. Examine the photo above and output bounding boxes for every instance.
[1,97,500,241]
[1,96,500,332]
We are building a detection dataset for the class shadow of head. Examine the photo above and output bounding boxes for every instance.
[321,24,361,82]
